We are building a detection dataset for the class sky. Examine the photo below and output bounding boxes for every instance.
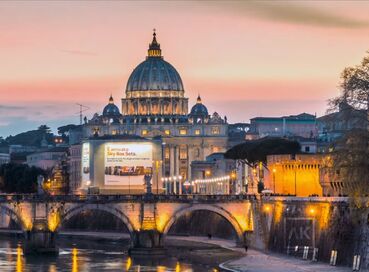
[0,1,369,137]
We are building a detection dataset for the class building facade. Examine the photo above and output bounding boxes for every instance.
[26,147,68,171]
[264,154,323,197]
[247,113,317,139]
[70,32,231,193]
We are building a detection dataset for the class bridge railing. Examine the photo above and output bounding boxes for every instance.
[0,193,257,203]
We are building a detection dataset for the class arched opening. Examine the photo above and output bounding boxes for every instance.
[60,209,131,234]
[168,210,237,240]
[0,206,24,231]
[164,207,244,243]
[55,207,134,254]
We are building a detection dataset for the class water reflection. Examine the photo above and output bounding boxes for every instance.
[16,244,22,272]
[126,256,132,270]
[72,247,78,272]
[175,262,181,272]
[0,237,225,271]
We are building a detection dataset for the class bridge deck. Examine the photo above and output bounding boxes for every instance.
[0,194,257,203]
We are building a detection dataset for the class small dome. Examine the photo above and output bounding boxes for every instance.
[103,95,121,117]
[126,31,184,93]
[190,95,208,117]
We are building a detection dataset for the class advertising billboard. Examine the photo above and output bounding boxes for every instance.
[81,142,90,184]
[104,143,153,186]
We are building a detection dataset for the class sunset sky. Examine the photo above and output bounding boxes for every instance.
[0,1,369,137]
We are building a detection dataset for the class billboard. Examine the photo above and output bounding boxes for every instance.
[81,142,90,184]
[104,143,153,186]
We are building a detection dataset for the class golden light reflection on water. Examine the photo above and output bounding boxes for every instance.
[72,248,78,272]
[16,244,23,272]
[156,266,166,272]
[175,262,180,272]
[48,264,57,272]
[126,256,132,271]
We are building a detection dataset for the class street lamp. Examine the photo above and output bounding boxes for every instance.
[178,175,183,195]
[294,165,297,196]
[153,160,162,194]
[183,180,191,194]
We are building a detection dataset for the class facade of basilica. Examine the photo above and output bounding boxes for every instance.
[71,32,235,193]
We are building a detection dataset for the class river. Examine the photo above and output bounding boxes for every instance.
[0,234,241,272]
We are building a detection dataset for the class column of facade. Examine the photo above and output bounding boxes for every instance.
[187,145,192,182]
[169,145,175,194]
[174,146,179,194]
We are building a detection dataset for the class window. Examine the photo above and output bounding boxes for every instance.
[164,130,171,135]
[195,129,201,135]
[179,129,187,135]
[305,146,310,152]
[211,146,221,153]
[165,147,170,159]
[211,126,220,135]
[179,146,187,160]
[141,129,148,136]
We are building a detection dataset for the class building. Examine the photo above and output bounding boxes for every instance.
[69,144,82,193]
[317,102,367,152]
[79,136,162,194]
[264,154,323,197]
[190,153,236,194]
[70,31,231,194]
[0,153,10,166]
[26,147,68,171]
[247,113,317,140]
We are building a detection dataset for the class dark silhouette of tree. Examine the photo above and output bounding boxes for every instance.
[328,52,369,204]
[5,126,55,147]
[0,163,45,193]
[224,137,301,167]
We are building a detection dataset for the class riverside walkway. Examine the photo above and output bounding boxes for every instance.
[171,236,351,272]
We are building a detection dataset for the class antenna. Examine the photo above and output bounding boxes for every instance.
[75,103,90,125]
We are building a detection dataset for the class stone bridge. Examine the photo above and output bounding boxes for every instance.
[0,194,256,255]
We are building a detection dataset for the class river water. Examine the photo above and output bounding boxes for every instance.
[0,235,233,272]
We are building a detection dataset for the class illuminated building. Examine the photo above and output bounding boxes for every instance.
[70,31,230,193]
[79,136,162,194]
[264,154,323,196]
[191,153,236,194]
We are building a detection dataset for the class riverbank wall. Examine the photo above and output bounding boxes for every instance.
[254,197,363,268]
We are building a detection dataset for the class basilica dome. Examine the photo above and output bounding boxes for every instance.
[126,32,184,93]
[103,95,121,117]
[190,95,208,117]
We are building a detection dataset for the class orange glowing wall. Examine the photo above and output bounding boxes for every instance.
[265,154,323,197]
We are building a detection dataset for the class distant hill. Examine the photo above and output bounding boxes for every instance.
[4,125,54,147]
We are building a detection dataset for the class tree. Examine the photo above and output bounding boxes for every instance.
[57,124,78,136]
[329,52,369,203]
[224,137,301,167]
[5,126,55,147]
[0,163,46,194]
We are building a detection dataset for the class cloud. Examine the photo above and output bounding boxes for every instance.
[0,105,26,110]
[217,1,369,29]
[59,49,98,56]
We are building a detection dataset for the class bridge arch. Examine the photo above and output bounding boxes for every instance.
[163,205,245,243]
[0,204,27,231]
[58,204,135,238]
